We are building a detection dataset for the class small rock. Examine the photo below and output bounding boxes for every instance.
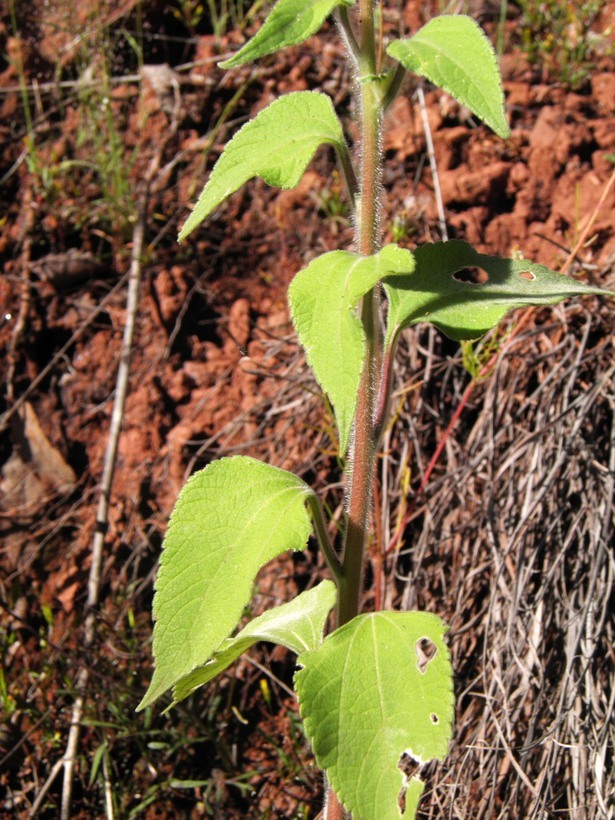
[439,162,511,206]
[227,298,251,353]
[591,73,615,113]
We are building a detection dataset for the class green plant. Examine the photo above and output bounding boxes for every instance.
[8,0,140,236]
[314,171,349,227]
[518,0,605,88]
[7,0,64,201]
[172,0,262,38]
[71,25,140,239]
[138,2,611,817]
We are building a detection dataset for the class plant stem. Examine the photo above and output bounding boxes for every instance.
[337,0,382,629]
[336,6,361,63]
[327,5,384,814]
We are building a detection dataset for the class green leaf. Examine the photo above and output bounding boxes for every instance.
[289,244,414,454]
[178,91,347,242]
[295,611,454,819]
[220,0,354,68]
[138,456,315,711]
[168,580,336,709]
[387,15,510,138]
[384,240,611,346]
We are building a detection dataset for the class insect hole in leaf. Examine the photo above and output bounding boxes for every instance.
[452,266,490,284]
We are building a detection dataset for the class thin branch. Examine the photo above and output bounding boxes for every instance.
[416,84,448,240]
[335,6,361,64]
[307,493,343,582]
[58,180,150,820]
[47,91,181,820]
[560,167,615,274]
[28,759,65,817]
[102,746,115,820]
[381,63,406,112]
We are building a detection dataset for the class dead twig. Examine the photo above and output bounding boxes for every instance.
[416,84,448,241]
[28,89,182,820]
[0,270,131,435]
[5,187,34,406]
[560,167,615,275]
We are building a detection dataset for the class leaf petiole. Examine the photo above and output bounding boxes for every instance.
[307,494,343,583]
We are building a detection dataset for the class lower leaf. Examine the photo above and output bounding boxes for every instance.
[295,611,454,819]
[167,580,337,710]
[138,456,316,711]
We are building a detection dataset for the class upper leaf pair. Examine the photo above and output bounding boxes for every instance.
[180,12,511,243]
[178,91,348,242]
[217,0,509,135]
[219,0,354,69]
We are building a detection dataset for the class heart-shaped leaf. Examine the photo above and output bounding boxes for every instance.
[179,91,347,241]
[289,244,414,454]
[387,15,510,138]
[138,456,315,710]
[384,240,611,347]
[295,611,454,819]
[220,0,355,68]
[168,580,337,709]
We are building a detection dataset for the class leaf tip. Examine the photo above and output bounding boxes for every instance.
[494,121,511,140]
[218,56,236,70]
[135,688,154,714]
[178,213,200,244]
[177,224,191,244]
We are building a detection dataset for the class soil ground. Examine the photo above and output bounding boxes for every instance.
[1,0,614,817]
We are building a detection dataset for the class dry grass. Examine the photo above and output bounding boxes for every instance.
[374,296,614,818]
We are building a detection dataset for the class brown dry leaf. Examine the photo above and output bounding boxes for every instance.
[1,402,77,510]
[29,250,108,289]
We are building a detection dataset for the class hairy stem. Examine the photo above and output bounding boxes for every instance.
[337,0,382,628]
[326,5,384,815]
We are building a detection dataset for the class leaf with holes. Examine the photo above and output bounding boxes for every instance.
[384,240,611,348]
[178,92,348,241]
[220,0,355,68]
[387,15,510,138]
[289,244,414,454]
[167,580,336,710]
[137,456,316,711]
[295,611,454,819]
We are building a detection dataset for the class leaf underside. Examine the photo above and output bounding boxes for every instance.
[138,456,314,711]
[168,580,337,709]
[295,611,454,819]
[220,0,355,68]
[384,240,611,348]
[178,91,346,242]
[289,244,414,454]
[387,15,510,139]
